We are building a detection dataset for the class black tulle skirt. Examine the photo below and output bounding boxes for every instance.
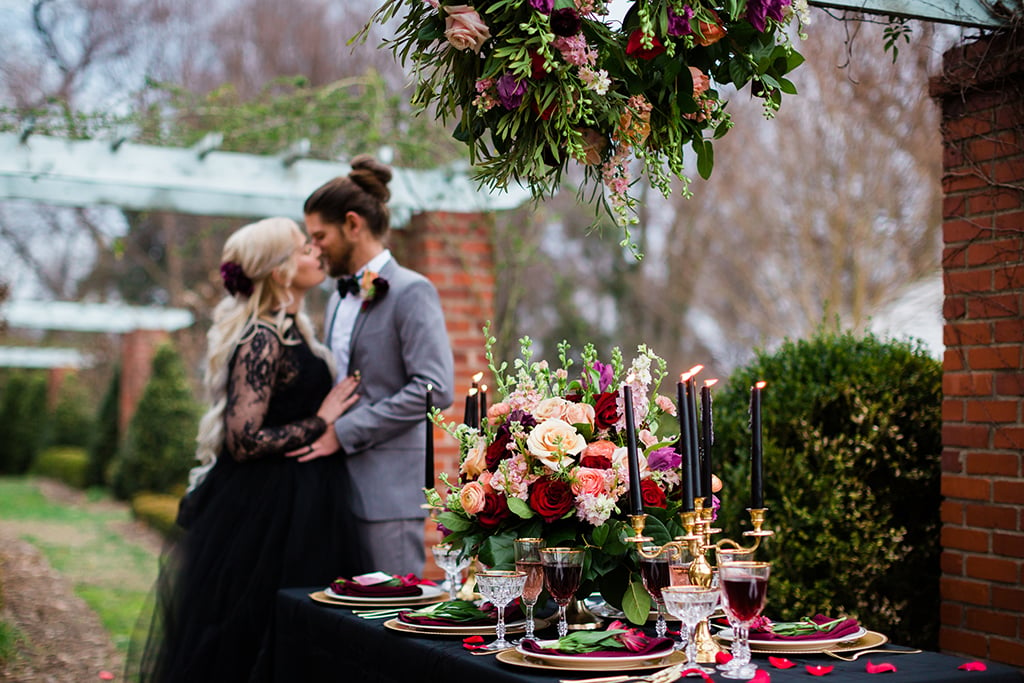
[127,454,358,682]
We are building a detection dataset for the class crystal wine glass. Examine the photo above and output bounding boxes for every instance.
[718,561,771,680]
[513,538,544,643]
[432,544,471,601]
[714,546,758,673]
[662,585,721,674]
[474,570,527,651]
[540,547,585,638]
[638,546,671,638]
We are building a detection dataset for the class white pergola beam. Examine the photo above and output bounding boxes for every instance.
[2,300,194,333]
[808,0,1010,28]
[0,133,532,226]
[0,346,91,369]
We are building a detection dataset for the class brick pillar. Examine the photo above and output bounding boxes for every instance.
[119,329,169,433]
[394,210,495,580]
[46,366,71,410]
[930,30,1024,669]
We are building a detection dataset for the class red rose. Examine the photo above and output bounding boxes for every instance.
[530,50,548,80]
[593,392,620,430]
[485,430,511,471]
[580,454,612,469]
[529,476,575,522]
[626,30,666,60]
[477,490,512,529]
[640,479,667,508]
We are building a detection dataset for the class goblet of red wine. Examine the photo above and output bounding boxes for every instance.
[718,561,771,680]
[513,538,544,643]
[638,546,671,638]
[540,547,585,638]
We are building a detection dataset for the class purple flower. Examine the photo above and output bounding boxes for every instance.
[219,261,253,297]
[746,0,791,32]
[646,446,681,471]
[496,72,527,110]
[529,0,554,14]
[667,5,694,36]
[593,361,615,393]
[549,7,582,37]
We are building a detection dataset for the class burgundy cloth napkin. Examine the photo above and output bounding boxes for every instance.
[520,636,674,658]
[751,615,861,642]
[398,603,523,627]
[329,578,423,598]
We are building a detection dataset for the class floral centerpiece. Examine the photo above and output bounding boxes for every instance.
[360,0,810,251]
[427,332,697,624]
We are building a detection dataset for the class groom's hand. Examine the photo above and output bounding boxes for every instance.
[287,427,341,463]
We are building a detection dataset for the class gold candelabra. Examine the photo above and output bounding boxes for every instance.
[625,498,774,663]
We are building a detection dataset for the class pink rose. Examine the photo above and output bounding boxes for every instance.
[461,438,487,479]
[445,5,491,53]
[690,67,711,98]
[563,402,596,429]
[460,481,487,514]
[534,397,571,421]
[487,401,511,425]
[572,467,607,496]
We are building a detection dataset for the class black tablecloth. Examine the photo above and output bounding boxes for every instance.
[271,588,1023,683]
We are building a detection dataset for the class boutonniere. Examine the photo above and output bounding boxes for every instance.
[359,270,389,310]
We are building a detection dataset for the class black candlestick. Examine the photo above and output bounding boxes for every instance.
[623,383,643,516]
[425,384,434,490]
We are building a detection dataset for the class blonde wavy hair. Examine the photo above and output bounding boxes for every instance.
[189,217,334,489]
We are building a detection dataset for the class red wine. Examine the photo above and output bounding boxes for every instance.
[639,557,671,602]
[543,563,583,603]
[722,575,768,622]
[516,560,544,602]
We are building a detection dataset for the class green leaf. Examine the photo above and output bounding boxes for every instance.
[507,495,536,519]
[778,78,798,95]
[621,577,652,625]
[591,522,611,547]
[695,139,714,180]
[437,511,472,532]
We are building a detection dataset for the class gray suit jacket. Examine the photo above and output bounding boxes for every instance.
[326,258,454,522]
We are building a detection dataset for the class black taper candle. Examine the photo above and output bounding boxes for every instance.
[623,381,644,516]
[425,384,434,490]
[685,371,701,500]
[700,380,716,504]
[479,384,488,427]
[750,381,766,509]
[677,376,695,512]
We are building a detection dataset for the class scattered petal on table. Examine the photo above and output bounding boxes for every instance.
[959,661,987,672]
[715,650,734,665]
[805,665,834,676]
[99,673,115,681]
[681,667,712,681]
[462,635,486,650]
[749,669,771,683]
[768,656,796,669]
[865,661,898,674]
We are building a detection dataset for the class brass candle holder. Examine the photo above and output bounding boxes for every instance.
[626,499,773,663]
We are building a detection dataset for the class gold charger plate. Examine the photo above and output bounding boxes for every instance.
[383,616,547,637]
[308,590,445,609]
[715,630,888,655]
[496,648,686,673]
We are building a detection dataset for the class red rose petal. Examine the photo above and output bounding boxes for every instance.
[681,668,710,681]
[959,661,987,671]
[462,635,484,644]
[865,661,898,674]
[768,656,796,669]
[805,665,834,676]
[715,650,734,664]
[99,673,115,681]
[749,670,771,683]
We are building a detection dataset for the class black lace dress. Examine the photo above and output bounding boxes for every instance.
[129,319,358,682]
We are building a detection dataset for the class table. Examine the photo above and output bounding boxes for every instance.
[271,588,1023,683]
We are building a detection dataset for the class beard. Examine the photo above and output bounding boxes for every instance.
[325,242,355,278]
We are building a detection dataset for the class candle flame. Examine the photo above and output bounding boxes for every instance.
[705,379,718,388]
[687,364,704,376]
[479,384,487,392]
[426,383,433,391]
[755,381,767,389]
[679,371,691,382]
[472,372,484,383]
[467,387,478,397]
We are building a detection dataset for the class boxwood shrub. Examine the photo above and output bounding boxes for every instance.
[86,366,121,487]
[31,446,89,489]
[0,370,48,474]
[712,327,941,650]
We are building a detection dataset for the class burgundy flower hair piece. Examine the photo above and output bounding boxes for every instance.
[220,261,254,297]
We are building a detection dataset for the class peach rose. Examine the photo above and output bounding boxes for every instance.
[612,445,649,478]
[696,11,726,46]
[460,481,487,514]
[461,438,487,479]
[534,397,571,421]
[690,67,711,98]
[572,467,607,497]
[581,439,617,461]
[487,401,511,425]
[527,418,587,470]
[577,127,608,166]
[563,402,596,429]
[444,5,491,53]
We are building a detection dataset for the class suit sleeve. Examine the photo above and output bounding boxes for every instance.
[332,278,454,455]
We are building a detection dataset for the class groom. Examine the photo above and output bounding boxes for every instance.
[298,155,454,577]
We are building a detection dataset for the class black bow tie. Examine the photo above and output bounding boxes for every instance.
[337,275,360,298]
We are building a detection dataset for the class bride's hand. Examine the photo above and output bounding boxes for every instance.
[316,374,360,424]
[287,428,340,463]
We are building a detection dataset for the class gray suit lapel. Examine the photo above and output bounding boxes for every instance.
[347,260,396,370]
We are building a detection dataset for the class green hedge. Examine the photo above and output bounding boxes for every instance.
[46,373,93,449]
[131,492,183,541]
[713,327,942,650]
[31,446,89,489]
[0,370,48,474]
[86,366,121,487]
[111,344,200,499]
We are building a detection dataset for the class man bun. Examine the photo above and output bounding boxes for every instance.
[348,154,392,204]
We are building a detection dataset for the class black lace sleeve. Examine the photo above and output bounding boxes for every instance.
[224,325,327,462]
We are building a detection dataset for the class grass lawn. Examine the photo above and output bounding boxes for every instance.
[0,477,159,653]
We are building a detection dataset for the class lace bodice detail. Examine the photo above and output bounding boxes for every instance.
[223,319,333,462]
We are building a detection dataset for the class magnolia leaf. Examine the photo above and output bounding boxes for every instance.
[437,511,472,532]
[695,139,714,180]
[778,78,798,95]
[621,578,652,625]
[592,522,611,547]
[507,496,536,519]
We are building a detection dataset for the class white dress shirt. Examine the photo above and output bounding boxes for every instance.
[330,249,392,377]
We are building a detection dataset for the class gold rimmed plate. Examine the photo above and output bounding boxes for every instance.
[383,617,535,637]
[496,648,686,672]
[715,630,888,655]
[308,589,446,609]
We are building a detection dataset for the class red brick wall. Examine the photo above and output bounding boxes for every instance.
[119,329,169,433]
[393,210,496,580]
[930,30,1024,669]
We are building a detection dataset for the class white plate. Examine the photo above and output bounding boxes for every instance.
[398,616,527,632]
[718,626,868,649]
[323,583,443,604]
[517,640,675,667]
